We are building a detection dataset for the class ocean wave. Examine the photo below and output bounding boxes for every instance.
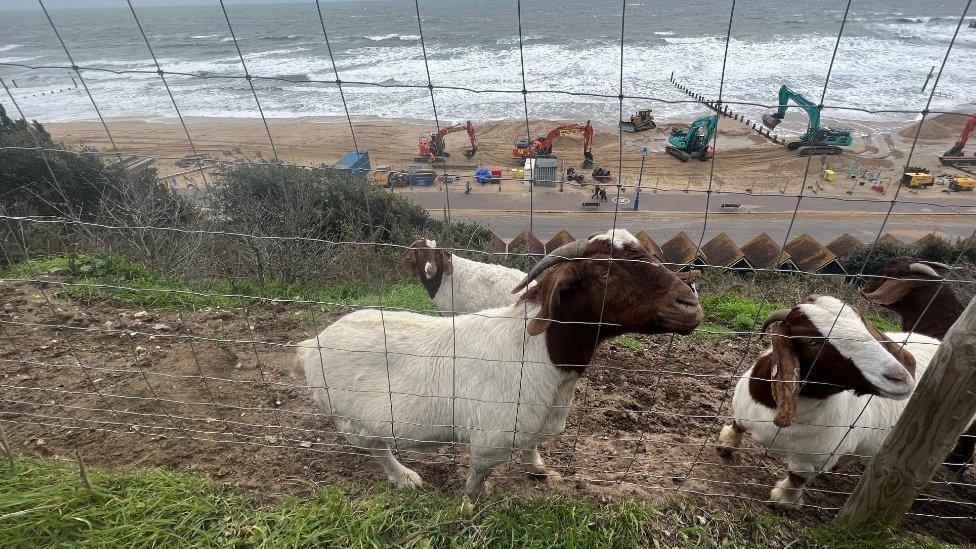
[364,34,420,42]
[258,34,300,40]
[220,37,238,43]
[190,34,222,40]
[652,31,675,36]
[245,47,310,58]
[0,44,23,52]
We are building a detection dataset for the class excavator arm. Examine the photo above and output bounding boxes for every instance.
[419,120,477,162]
[943,115,975,157]
[762,85,821,131]
[526,121,594,167]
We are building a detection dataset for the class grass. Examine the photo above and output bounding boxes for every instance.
[1,254,902,334]
[1,253,434,313]
[613,334,644,352]
[0,458,947,548]
[699,294,901,334]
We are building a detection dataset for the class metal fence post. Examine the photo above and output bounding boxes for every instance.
[837,298,976,528]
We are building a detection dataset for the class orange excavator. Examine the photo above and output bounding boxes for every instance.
[512,121,594,168]
[416,121,477,164]
[939,114,976,166]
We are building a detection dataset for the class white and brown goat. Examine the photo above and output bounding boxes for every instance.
[401,238,530,314]
[294,229,703,501]
[861,257,965,340]
[715,295,965,506]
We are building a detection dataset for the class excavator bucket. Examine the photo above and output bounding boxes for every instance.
[463,147,477,159]
[942,144,965,157]
[761,113,782,129]
[582,151,595,169]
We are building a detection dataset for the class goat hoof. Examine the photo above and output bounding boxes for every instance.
[460,496,476,515]
[767,488,803,510]
[391,468,423,489]
[527,468,560,482]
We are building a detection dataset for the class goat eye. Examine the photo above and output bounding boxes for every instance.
[804,338,822,347]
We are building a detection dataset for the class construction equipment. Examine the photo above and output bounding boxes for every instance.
[620,109,657,132]
[512,121,594,168]
[666,115,717,162]
[949,176,975,191]
[900,167,935,189]
[416,121,477,164]
[761,85,853,156]
[939,115,976,166]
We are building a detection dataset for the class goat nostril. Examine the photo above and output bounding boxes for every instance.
[676,297,698,308]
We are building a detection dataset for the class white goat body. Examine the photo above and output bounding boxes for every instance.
[728,331,939,475]
[430,255,528,314]
[293,302,576,492]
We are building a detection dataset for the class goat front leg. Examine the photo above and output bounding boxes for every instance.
[370,448,423,488]
[520,447,558,481]
[769,471,814,508]
[716,420,746,459]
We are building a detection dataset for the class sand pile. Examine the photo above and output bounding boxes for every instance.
[899,110,975,140]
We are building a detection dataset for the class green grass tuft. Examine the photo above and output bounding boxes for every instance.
[613,334,645,352]
[699,294,789,332]
[1,253,434,313]
[0,458,948,548]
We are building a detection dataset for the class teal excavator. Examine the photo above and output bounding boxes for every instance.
[666,115,718,162]
[761,85,853,156]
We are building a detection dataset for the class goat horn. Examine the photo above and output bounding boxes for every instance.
[908,262,941,279]
[918,260,954,270]
[760,309,792,334]
[511,240,588,294]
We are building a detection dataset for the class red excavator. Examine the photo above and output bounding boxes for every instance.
[416,121,477,164]
[512,121,594,168]
[939,114,976,166]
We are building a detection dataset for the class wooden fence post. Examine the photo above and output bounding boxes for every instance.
[837,298,976,528]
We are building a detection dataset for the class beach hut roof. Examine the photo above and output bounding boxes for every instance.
[701,232,749,269]
[509,229,545,255]
[635,230,665,261]
[784,234,844,273]
[661,231,707,270]
[545,229,575,253]
[826,233,865,258]
[741,233,796,271]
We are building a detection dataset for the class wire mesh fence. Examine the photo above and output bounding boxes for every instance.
[1,0,975,538]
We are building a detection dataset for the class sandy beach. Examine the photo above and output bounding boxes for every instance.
[43,114,976,201]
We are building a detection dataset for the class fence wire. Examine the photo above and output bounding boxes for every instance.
[1,0,975,534]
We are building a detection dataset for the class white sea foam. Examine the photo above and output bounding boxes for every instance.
[0,44,23,52]
[8,19,974,125]
[364,34,420,42]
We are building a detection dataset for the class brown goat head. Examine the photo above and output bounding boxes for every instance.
[861,257,952,306]
[402,239,453,298]
[514,229,703,367]
[752,295,916,428]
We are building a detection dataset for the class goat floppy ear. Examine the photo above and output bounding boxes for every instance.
[768,323,800,428]
[440,250,454,276]
[861,278,915,306]
[526,264,575,336]
[401,249,419,273]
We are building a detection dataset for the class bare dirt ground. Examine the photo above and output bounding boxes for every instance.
[1,280,974,543]
[45,116,975,200]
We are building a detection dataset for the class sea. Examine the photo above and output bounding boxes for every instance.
[0,0,974,129]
